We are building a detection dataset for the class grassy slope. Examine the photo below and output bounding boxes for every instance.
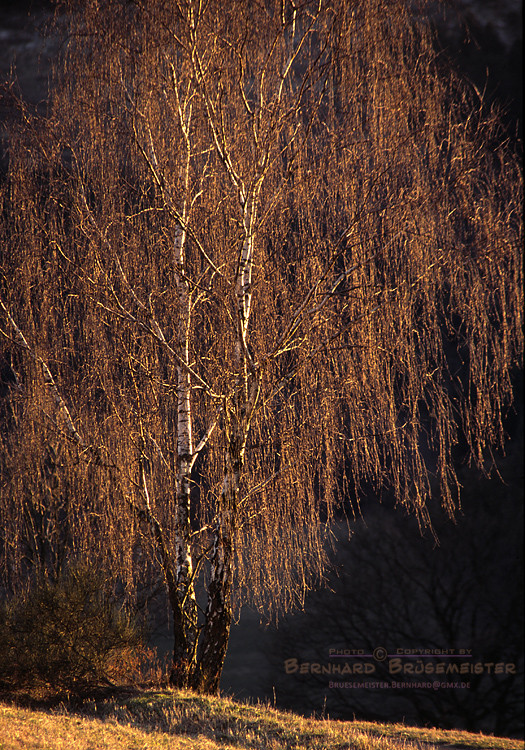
[0,690,523,750]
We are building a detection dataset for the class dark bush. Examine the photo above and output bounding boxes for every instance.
[0,564,147,694]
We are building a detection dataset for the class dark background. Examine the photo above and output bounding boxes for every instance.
[1,0,522,738]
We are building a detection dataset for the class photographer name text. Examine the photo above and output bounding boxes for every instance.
[284,659,516,676]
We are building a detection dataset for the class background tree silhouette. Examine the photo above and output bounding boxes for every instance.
[0,0,522,693]
[266,443,524,737]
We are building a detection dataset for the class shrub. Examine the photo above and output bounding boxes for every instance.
[0,564,148,695]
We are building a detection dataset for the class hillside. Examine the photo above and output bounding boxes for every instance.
[1,689,523,750]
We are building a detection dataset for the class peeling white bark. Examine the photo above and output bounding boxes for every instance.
[237,199,255,347]
[173,216,197,611]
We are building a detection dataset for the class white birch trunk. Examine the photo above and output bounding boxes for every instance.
[170,219,200,685]
[237,196,255,354]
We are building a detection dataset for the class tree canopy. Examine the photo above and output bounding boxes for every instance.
[0,0,522,691]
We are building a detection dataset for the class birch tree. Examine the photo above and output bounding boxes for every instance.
[0,0,522,693]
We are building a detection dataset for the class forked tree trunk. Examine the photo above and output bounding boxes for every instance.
[167,502,234,692]
[167,474,236,692]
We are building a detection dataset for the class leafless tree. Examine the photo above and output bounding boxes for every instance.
[0,0,522,692]
[268,453,524,736]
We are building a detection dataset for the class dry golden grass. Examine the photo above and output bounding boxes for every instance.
[1,703,232,750]
[0,690,523,750]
